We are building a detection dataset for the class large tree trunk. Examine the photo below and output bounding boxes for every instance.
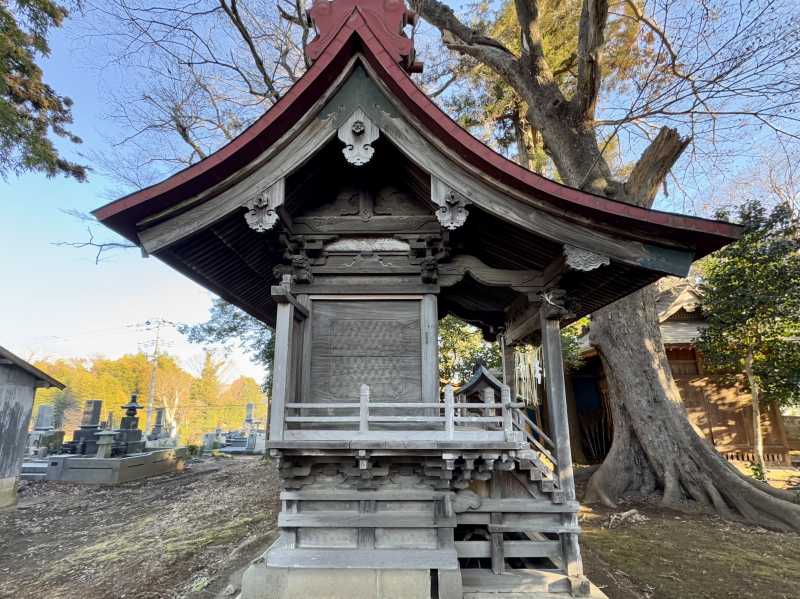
[584,287,800,530]
[412,0,800,531]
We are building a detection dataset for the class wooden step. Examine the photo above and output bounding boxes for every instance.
[461,568,571,594]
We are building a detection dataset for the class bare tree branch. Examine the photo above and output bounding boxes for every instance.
[412,0,520,84]
[53,226,136,265]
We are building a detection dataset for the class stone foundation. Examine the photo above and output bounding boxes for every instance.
[241,552,431,599]
[0,477,16,510]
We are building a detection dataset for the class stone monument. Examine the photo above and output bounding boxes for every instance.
[116,394,146,454]
[62,400,103,455]
[27,405,64,457]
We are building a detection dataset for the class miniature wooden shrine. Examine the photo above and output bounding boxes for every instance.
[93,1,740,597]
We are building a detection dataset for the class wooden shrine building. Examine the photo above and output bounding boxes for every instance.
[93,1,740,597]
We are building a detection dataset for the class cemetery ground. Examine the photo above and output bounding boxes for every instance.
[1,459,798,599]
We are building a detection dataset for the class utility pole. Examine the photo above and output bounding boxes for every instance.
[145,320,162,432]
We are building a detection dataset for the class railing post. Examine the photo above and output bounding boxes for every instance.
[444,384,455,439]
[481,387,494,418]
[359,384,370,434]
[501,385,513,441]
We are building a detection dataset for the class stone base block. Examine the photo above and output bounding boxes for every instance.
[46,448,186,485]
[0,477,17,510]
[241,562,430,599]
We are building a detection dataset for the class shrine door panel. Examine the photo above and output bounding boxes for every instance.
[309,300,422,404]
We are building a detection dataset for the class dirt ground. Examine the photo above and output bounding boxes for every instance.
[2,457,799,599]
[0,456,279,599]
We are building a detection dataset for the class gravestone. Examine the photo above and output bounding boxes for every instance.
[27,405,64,457]
[34,405,54,430]
[147,407,166,440]
[116,394,146,454]
[62,400,103,455]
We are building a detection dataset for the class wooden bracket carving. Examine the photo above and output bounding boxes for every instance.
[538,288,576,321]
[337,108,379,166]
[244,179,285,232]
[563,244,610,271]
[431,176,470,230]
[438,254,542,292]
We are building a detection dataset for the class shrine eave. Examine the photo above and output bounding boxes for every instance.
[92,7,741,256]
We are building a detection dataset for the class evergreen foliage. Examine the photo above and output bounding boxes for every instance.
[0,0,86,179]
[438,314,502,385]
[698,201,800,407]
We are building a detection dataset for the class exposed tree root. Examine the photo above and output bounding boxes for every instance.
[584,286,800,532]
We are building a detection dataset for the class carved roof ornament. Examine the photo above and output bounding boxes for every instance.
[306,0,421,72]
[431,176,470,230]
[563,244,610,271]
[338,109,379,166]
[244,179,285,232]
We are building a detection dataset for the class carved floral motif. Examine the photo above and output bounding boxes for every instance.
[244,183,283,232]
[436,189,469,230]
[337,109,379,166]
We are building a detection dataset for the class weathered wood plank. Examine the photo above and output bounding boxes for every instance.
[462,499,580,513]
[278,512,457,528]
[455,540,561,559]
[280,490,444,501]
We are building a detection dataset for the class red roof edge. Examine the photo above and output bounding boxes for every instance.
[93,7,741,256]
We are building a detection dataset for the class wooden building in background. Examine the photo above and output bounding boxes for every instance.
[570,279,791,465]
[0,345,64,508]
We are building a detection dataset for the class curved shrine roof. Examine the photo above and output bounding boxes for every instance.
[93,5,739,255]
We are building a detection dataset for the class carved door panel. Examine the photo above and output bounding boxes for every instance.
[309,300,422,404]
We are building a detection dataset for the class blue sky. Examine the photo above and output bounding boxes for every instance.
[0,24,262,381]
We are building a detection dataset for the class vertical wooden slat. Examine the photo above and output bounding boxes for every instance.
[489,475,504,574]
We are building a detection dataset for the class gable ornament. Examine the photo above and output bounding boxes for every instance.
[563,244,610,271]
[431,176,470,230]
[244,179,285,232]
[337,109,379,166]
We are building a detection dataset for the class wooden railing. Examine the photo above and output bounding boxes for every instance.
[279,384,560,480]
[282,384,517,439]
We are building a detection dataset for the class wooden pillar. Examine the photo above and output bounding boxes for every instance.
[421,294,439,402]
[270,284,295,441]
[540,307,584,581]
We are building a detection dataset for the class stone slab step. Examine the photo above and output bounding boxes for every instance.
[461,569,571,594]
